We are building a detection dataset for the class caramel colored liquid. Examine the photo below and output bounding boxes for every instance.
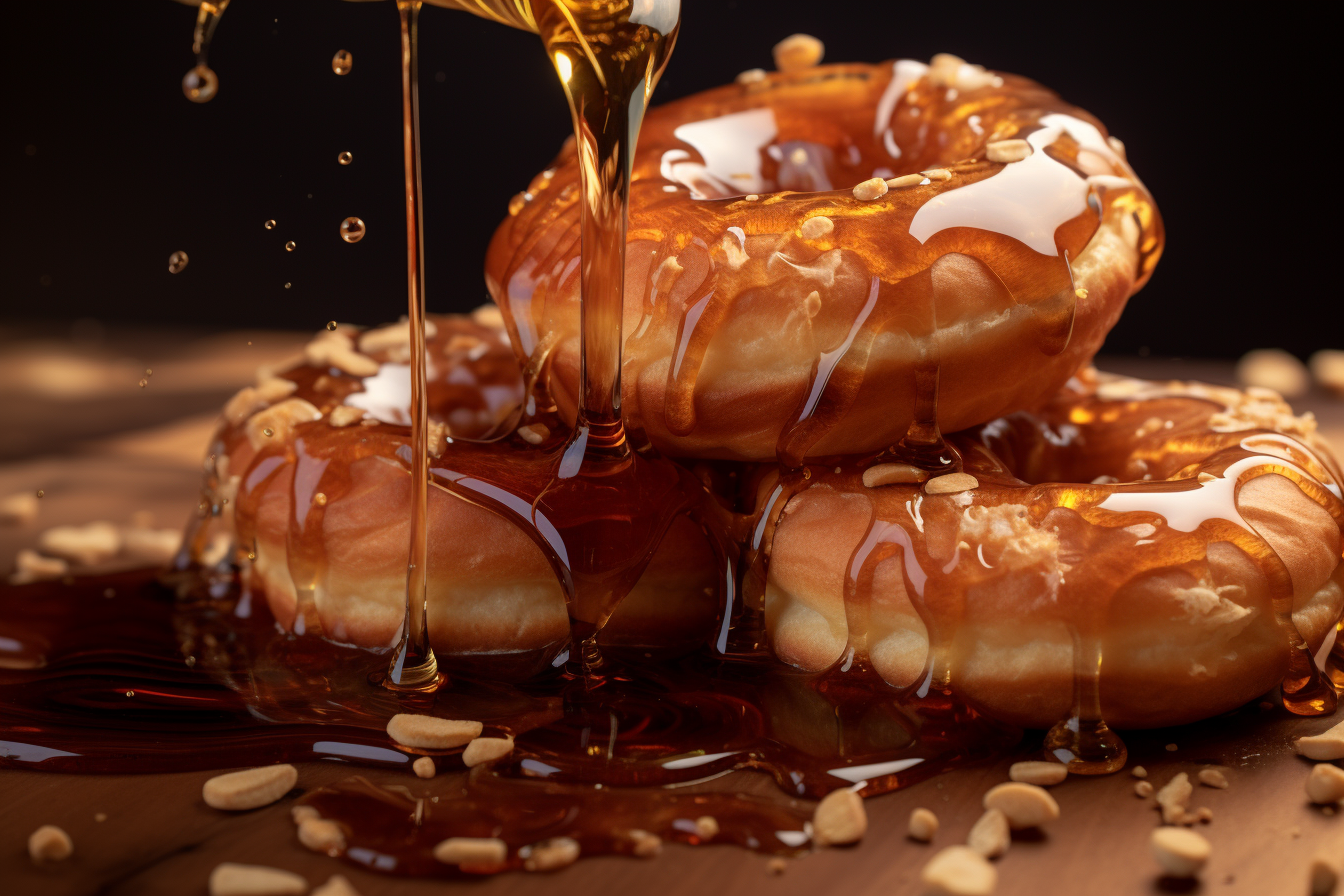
[182,0,229,103]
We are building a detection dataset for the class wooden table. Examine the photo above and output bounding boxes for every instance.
[3,329,1343,896]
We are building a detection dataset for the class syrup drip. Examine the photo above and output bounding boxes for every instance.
[182,0,229,104]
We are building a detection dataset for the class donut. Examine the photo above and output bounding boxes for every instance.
[202,313,722,678]
[486,53,1163,462]
[759,370,1344,729]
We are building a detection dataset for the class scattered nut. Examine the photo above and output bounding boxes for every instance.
[312,875,362,896]
[28,825,73,863]
[1156,772,1193,824]
[1197,768,1229,790]
[38,521,121,566]
[472,304,505,329]
[852,177,888,201]
[1196,807,1213,823]
[1150,827,1210,878]
[629,829,662,857]
[736,68,768,84]
[298,817,346,855]
[524,836,580,872]
[863,463,929,487]
[813,788,867,846]
[772,33,824,72]
[1309,349,1344,396]
[695,815,720,839]
[1297,718,1344,760]
[986,139,1031,163]
[800,216,834,240]
[203,764,298,811]
[1008,761,1068,787]
[0,492,39,525]
[1166,743,1179,752]
[208,863,308,896]
[1132,766,1148,779]
[121,526,182,565]
[926,473,979,495]
[921,845,997,896]
[909,807,939,842]
[304,330,379,377]
[386,713,482,749]
[326,405,365,428]
[1236,348,1309,398]
[885,173,925,189]
[921,168,953,182]
[1197,471,1217,483]
[10,549,68,585]
[245,398,323,451]
[1306,763,1344,804]
[412,756,436,779]
[1135,781,1155,798]
[1310,853,1339,896]
[435,837,508,871]
[358,318,438,355]
[767,857,788,875]
[517,424,549,445]
[982,782,1059,830]
[967,808,1010,859]
[463,736,515,768]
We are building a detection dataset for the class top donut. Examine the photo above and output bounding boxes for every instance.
[485,53,1163,461]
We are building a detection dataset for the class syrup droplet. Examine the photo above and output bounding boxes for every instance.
[339,217,366,244]
[138,378,149,389]
[285,241,296,252]
[145,368,153,376]
[264,219,277,230]
[284,283,292,289]
[338,151,353,165]
[125,690,135,698]
[331,50,353,76]
[35,490,44,498]
[262,428,275,438]
[181,64,218,103]
[168,251,189,274]
[326,321,338,331]
[313,492,328,506]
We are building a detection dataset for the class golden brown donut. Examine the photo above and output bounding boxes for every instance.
[760,371,1344,729]
[486,54,1163,461]
[201,314,721,676]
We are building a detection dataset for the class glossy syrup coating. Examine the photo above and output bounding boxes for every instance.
[760,371,1344,745]
[486,57,1163,463]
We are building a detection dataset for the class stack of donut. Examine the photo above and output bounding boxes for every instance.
[212,53,1343,729]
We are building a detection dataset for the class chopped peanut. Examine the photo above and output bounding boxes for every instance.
[982,782,1059,829]
[28,825,73,864]
[203,764,298,811]
[813,788,867,846]
[909,807,939,842]
[772,34,824,72]
[386,713,482,749]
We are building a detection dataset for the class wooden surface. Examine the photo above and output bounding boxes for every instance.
[2,328,1344,896]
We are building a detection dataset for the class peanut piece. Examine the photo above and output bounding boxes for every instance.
[772,33,824,72]
[386,713,482,749]
[297,817,346,855]
[1008,761,1068,786]
[852,177,888,201]
[921,845,997,896]
[863,463,929,487]
[800,216,834,240]
[967,808,1009,859]
[1197,768,1229,789]
[925,473,979,495]
[813,788,867,846]
[203,764,298,811]
[982,782,1059,829]
[1156,772,1193,824]
[0,492,39,524]
[463,736,514,768]
[1298,718,1344,760]
[208,863,308,896]
[629,829,662,857]
[523,836,580,872]
[1150,827,1210,878]
[909,806,939,842]
[1307,763,1344,804]
[38,521,121,566]
[412,756,436,779]
[986,139,1031,163]
[435,837,508,871]
[28,825,73,863]
[695,815,720,839]
[312,876,362,896]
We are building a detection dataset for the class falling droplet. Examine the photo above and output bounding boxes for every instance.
[35,490,44,498]
[338,151,353,165]
[313,492,328,506]
[138,378,149,388]
[284,241,296,252]
[262,427,275,438]
[264,219,277,230]
[339,217,366,243]
[182,64,218,103]
[125,690,135,698]
[284,283,292,289]
[103,588,116,598]
[185,656,197,667]
[326,321,338,331]
[168,251,189,274]
[332,50,353,75]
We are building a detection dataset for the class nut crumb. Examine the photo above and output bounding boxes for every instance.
[695,815,720,840]
[920,168,953,182]
[517,423,549,445]
[1197,768,1228,789]
[982,782,1059,829]
[736,68,767,84]
[1132,766,1148,779]
[0,492,39,525]
[10,549,68,585]
[463,736,514,768]
[1135,781,1154,798]
[208,863,307,896]
[412,756,436,779]
[1156,772,1193,824]
[312,875,363,896]
[298,817,347,855]
[767,857,788,875]
[630,829,662,858]
[1306,763,1344,804]
[524,836,580,872]
[435,837,508,872]
[800,216,834,240]
[921,845,997,896]
[967,808,1009,859]
[1008,761,1068,787]
[327,405,365,428]
[772,33,824,72]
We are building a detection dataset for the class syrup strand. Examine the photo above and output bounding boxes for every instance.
[387,0,439,690]
[182,0,229,103]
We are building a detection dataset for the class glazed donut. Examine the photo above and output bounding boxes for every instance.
[760,370,1344,729]
[203,314,721,677]
[486,54,1163,462]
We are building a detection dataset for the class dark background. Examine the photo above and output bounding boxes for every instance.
[0,1,1331,358]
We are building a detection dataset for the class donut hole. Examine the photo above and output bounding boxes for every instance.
[662,73,937,200]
